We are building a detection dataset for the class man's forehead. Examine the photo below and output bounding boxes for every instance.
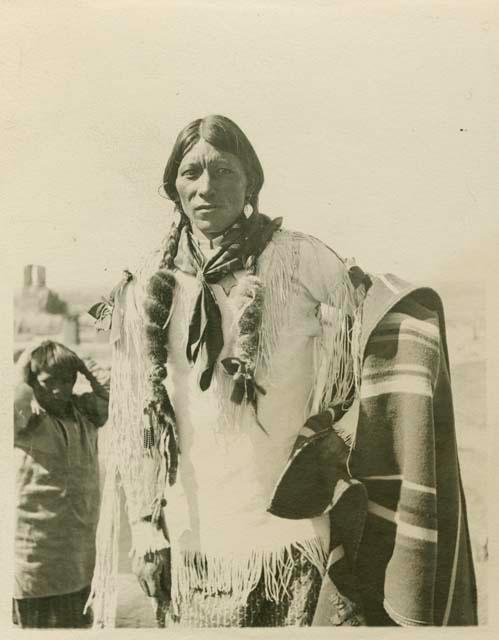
[180,140,236,166]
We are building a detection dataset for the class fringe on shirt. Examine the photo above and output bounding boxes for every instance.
[169,537,328,616]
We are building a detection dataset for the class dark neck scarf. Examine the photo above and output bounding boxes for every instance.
[175,212,282,391]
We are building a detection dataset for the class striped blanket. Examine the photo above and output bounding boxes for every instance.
[269,273,477,626]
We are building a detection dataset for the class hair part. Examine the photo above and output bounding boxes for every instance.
[163,114,264,212]
[29,340,79,383]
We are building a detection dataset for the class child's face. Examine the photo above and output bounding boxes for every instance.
[33,368,76,414]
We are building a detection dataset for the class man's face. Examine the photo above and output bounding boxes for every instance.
[175,139,248,239]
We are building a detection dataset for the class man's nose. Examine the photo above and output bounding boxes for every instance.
[197,170,215,197]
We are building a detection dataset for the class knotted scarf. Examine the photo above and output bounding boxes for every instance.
[175,212,282,391]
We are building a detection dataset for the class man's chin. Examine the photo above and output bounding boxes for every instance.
[192,213,241,238]
[195,219,222,232]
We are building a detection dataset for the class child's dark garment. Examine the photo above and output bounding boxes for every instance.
[14,368,108,628]
[12,585,93,628]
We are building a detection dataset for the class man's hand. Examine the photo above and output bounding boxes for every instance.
[132,548,171,602]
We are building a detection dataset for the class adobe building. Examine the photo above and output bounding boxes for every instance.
[14,265,79,347]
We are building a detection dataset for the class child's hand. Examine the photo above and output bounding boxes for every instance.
[15,343,42,386]
[76,357,110,401]
[75,356,95,381]
[30,397,43,415]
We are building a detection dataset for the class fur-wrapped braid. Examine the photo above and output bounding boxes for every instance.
[142,216,185,484]
[222,274,266,411]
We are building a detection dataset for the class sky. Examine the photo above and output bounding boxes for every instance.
[3,1,498,294]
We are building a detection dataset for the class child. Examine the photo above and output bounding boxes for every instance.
[13,340,109,628]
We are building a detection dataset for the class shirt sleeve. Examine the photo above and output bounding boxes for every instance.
[74,358,110,428]
[14,382,40,441]
[294,234,364,414]
[295,234,355,310]
[75,392,109,428]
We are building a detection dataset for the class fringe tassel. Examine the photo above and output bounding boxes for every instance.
[255,233,297,376]
[85,464,121,627]
[350,295,364,393]
[310,277,364,415]
[170,536,328,610]
[129,519,170,559]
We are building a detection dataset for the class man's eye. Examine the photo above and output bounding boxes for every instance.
[216,167,232,176]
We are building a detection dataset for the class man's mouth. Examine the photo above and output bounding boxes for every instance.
[195,204,219,213]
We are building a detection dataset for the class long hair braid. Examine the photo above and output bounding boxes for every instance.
[142,212,186,485]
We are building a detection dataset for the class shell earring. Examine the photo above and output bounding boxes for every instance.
[243,202,254,218]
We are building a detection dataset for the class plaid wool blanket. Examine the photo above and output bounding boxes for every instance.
[269,273,478,626]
